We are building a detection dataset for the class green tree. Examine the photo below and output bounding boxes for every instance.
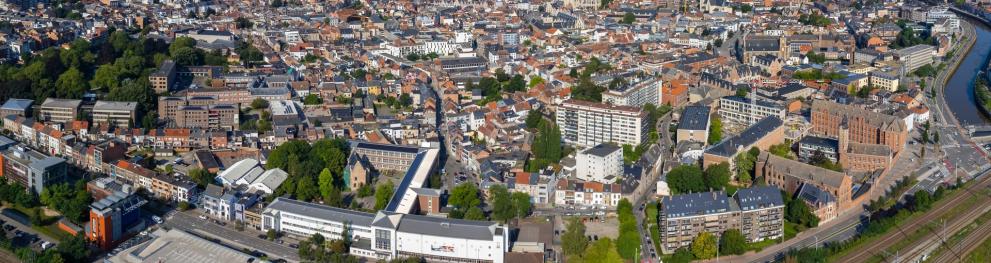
[511,192,531,219]
[57,235,89,262]
[449,183,481,209]
[374,181,395,210]
[251,98,270,110]
[561,217,588,257]
[55,67,87,99]
[691,232,717,260]
[769,141,793,159]
[295,176,320,201]
[736,87,749,97]
[622,12,636,24]
[172,47,202,66]
[267,229,277,240]
[463,206,486,220]
[786,198,820,228]
[720,229,747,255]
[489,185,514,222]
[303,94,323,105]
[667,165,706,194]
[910,189,933,212]
[188,168,215,188]
[708,115,723,145]
[525,112,543,129]
[582,238,623,263]
[90,64,121,91]
[528,75,545,88]
[318,168,335,201]
[169,36,197,55]
[669,248,694,263]
[703,162,732,190]
[505,74,526,92]
[806,51,826,64]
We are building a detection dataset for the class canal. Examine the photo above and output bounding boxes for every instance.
[946,17,991,126]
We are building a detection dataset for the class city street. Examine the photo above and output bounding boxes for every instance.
[163,210,300,262]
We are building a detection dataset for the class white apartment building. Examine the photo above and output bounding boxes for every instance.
[870,71,900,91]
[575,143,623,184]
[38,98,81,124]
[601,78,663,108]
[556,99,647,147]
[717,96,786,125]
[263,198,509,263]
[92,101,138,129]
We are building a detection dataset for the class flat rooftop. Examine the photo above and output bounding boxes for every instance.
[109,229,256,263]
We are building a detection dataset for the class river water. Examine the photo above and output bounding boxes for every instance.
[946,18,991,126]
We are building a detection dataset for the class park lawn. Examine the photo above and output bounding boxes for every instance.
[32,224,71,241]
[748,238,780,252]
[784,222,799,241]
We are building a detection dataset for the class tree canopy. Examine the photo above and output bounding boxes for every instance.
[667,165,706,194]
[691,232,717,260]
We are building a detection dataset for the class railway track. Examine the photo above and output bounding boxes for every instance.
[837,173,991,262]
[928,214,991,263]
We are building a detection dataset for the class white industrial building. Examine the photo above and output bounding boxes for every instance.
[262,198,509,263]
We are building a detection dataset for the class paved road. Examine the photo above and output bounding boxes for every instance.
[164,210,300,262]
[635,113,672,262]
[0,208,58,245]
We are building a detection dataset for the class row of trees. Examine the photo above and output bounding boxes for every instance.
[526,114,563,171]
[615,199,640,260]
[666,163,732,194]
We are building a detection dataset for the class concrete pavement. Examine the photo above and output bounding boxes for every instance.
[164,210,300,262]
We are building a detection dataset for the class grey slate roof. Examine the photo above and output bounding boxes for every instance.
[705,116,783,157]
[678,105,710,131]
[392,211,498,240]
[661,191,736,218]
[581,143,622,157]
[0,99,33,111]
[733,186,784,211]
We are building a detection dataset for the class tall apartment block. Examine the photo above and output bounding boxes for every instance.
[659,186,784,254]
[601,77,662,107]
[556,99,647,148]
[39,98,81,124]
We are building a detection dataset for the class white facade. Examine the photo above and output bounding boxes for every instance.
[556,100,647,147]
[262,198,508,263]
[601,78,663,107]
[717,96,786,125]
[575,144,623,184]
